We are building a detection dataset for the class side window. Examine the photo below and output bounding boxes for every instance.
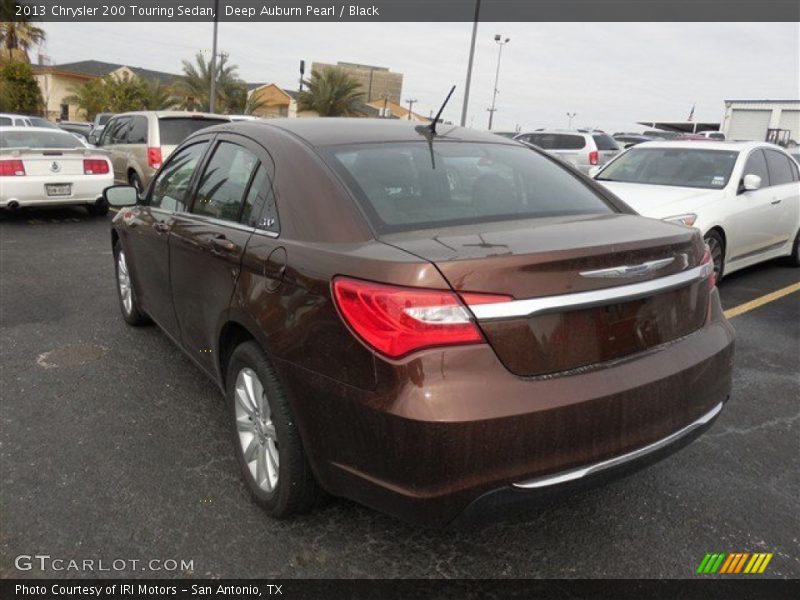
[98,118,115,146]
[114,118,132,144]
[150,142,208,212]
[764,150,795,186]
[241,166,279,232]
[128,116,148,144]
[192,142,259,222]
[558,135,587,150]
[742,150,770,186]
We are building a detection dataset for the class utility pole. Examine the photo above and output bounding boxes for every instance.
[208,0,219,113]
[460,0,481,127]
[487,34,510,131]
[566,112,577,129]
[406,99,417,120]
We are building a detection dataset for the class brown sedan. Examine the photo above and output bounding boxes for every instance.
[104,119,734,527]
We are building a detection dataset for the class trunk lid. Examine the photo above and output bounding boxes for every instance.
[4,148,102,177]
[381,213,710,376]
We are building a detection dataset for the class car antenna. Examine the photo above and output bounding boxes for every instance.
[415,85,456,169]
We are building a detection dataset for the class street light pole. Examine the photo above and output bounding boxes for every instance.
[487,34,509,131]
[406,99,417,120]
[208,0,219,113]
[566,112,577,129]
[460,0,481,127]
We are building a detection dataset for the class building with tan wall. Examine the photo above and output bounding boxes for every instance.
[311,61,403,104]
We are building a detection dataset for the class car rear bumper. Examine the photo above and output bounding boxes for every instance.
[278,288,735,528]
[0,175,112,207]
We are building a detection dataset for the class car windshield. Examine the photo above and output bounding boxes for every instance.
[323,142,615,233]
[97,114,112,125]
[596,147,739,189]
[158,117,229,145]
[28,117,57,128]
[0,130,82,149]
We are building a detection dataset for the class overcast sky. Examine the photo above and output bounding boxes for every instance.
[38,21,799,132]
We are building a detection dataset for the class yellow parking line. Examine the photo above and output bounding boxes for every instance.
[724,282,800,319]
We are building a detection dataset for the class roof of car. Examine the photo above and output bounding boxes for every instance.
[623,140,783,152]
[111,111,231,120]
[218,118,518,147]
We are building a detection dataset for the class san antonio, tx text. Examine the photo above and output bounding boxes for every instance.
[16,583,280,597]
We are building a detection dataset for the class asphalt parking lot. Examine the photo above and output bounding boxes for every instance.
[1,206,798,579]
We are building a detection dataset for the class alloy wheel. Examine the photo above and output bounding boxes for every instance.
[117,251,133,315]
[234,367,280,492]
[707,236,723,280]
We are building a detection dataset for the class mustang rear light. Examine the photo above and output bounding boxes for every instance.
[0,159,25,176]
[589,150,599,165]
[147,146,163,169]
[700,244,716,290]
[83,159,109,174]
[332,277,509,359]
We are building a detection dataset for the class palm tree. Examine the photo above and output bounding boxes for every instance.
[176,52,242,112]
[0,2,46,61]
[298,67,365,117]
[63,79,108,121]
[141,78,177,110]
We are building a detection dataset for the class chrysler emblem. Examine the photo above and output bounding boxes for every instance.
[580,257,675,278]
[50,161,61,173]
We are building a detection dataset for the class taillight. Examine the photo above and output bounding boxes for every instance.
[331,277,508,359]
[147,147,162,169]
[701,244,716,290]
[83,159,109,174]
[0,159,25,176]
[589,150,599,165]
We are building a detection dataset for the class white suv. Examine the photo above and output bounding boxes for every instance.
[514,130,620,174]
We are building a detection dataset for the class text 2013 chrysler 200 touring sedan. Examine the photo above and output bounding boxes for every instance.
[104,119,735,527]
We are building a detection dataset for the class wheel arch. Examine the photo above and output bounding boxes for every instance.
[218,320,259,389]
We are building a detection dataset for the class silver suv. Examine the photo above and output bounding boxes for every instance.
[96,111,230,191]
[514,130,620,174]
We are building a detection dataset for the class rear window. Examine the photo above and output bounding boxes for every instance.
[323,142,615,233]
[158,117,228,145]
[0,130,81,149]
[593,134,620,151]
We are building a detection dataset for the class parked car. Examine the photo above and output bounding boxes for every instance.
[0,127,113,215]
[514,130,620,174]
[642,130,683,140]
[58,121,93,141]
[788,149,800,165]
[593,141,800,278]
[613,134,656,148]
[103,119,733,527]
[96,111,230,192]
[699,131,726,140]
[490,131,519,139]
[0,113,59,128]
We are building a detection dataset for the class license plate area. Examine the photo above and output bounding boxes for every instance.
[46,184,72,197]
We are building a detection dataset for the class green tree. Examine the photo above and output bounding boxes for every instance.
[176,52,242,112]
[103,72,149,112]
[63,78,108,121]
[0,60,43,113]
[298,67,365,117]
[0,1,46,61]
[141,77,177,110]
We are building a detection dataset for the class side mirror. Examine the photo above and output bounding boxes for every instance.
[104,185,138,207]
[742,174,762,192]
[588,166,601,178]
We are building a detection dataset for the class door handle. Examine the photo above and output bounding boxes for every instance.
[770,198,781,205]
[209,236,238,253]
[153,222,170,233]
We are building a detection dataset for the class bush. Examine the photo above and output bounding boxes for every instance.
[0,60,43,114]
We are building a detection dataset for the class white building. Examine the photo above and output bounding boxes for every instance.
[721,100,800,145]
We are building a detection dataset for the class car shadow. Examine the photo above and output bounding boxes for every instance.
[0,205,110,225]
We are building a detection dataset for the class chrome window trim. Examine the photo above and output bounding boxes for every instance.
[512,401,723,490]
[468,262,712,321]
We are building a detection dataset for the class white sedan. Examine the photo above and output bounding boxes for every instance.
[0,127,113,216]
[593,140,800,279]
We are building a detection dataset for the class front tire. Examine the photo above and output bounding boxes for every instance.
[113,241,149,326]
[704,230,725,281]
[227,341,321,518]
[87,200,109,216]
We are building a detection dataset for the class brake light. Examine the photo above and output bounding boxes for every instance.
[147,147,162,169]
[701,244,716,290]
[589,150,599,165]
[0,159,25,176]
[83,159,109,175]
[332,277,508,359]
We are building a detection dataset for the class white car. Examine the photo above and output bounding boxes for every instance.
[0,127,113,215]
[593,141,800,279]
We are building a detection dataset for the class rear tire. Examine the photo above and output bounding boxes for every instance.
[87,200,109,216]
[113,241,149,326]
[226,341,322,518]
[704,230,725,281]
[782,229,800,267]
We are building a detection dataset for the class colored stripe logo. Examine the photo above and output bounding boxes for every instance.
[696,552,773,574]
